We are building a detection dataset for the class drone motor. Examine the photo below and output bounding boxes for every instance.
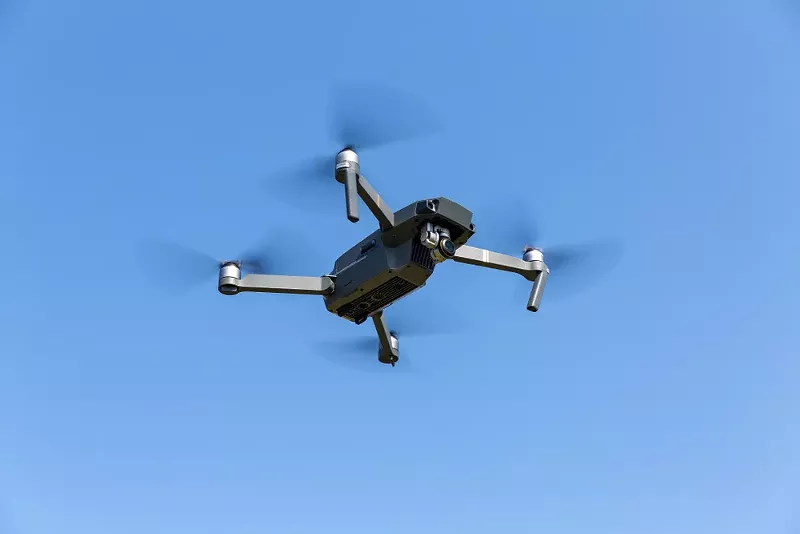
[523,246,544,263]
[218,262,242,295]
[378,332,400,366]
[335,148,360,223]
[522,246,548,312]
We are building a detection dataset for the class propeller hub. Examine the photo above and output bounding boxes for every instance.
[334,147,360,185]
[335,147,359,165]
[218,262,242,295]
[523,247,544,263]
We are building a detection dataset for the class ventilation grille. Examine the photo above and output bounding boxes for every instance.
[411,240,436,271]
[338,276,417,322]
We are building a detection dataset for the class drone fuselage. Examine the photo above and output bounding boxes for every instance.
[323,196,475,324]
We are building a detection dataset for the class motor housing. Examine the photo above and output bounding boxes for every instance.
[218,262,241,295]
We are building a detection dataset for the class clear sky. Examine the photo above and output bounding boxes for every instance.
[2,1,799,533]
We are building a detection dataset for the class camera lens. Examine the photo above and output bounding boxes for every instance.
[439,237,456,257]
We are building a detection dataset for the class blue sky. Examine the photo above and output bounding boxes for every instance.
[1,1,799,533]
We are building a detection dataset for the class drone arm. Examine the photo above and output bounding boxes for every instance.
[343,168,360,223]
[451,245,549,312]
[526,269,549,312]
[371,310,399,364]
[357,174,395,230]
[220,273,335,296]
[371,311,393,353]
[451,245,542,278]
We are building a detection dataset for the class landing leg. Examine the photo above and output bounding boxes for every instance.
[371,311,399,366]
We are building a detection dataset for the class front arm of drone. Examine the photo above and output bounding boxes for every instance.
[415,218,550,312]
[453,245,549,312]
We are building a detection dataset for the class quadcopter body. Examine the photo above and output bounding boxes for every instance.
[217,148,550,366]
[323,195,474,325]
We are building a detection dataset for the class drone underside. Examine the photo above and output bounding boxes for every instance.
[216,148,550,367]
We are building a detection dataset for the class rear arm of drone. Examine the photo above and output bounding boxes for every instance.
[341,171,395,230]
[356,174,395,230]
[217,263,335,296]
[372,310,399,361]
[451,245,549,312]
[234,275,334,295]
[335,150,394,231]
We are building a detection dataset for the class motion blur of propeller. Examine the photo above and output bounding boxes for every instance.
[317,290,466,372]
[268,81,438,202]
[138,231,306,295]
[325,81,438,151]
[319,334,415,373]
[478,198,623,299]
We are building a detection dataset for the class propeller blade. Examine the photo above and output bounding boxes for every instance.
[473,198,623,300]
[531,240,623,300]
[139,226,323,295]
[317,336,416,373]
[235,236,277,275]
[315,295,470,371]
[138,238,221,294]
[267,82,438,207]
[267,154,337,202]
[237,228,329,276]
[385,309,465,338]
[327,81,438,151]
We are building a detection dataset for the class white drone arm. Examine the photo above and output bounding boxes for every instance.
[451,245,549,312]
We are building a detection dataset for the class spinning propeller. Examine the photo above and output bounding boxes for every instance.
[269,82,438,202]
[318,290,466,372]
[138,233,304,295]
[327,81,438,152]
[320,333,414,373]
[480,198,622,299]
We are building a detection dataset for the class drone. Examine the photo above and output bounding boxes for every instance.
[216,146,548,366]
[149,84,610,368]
